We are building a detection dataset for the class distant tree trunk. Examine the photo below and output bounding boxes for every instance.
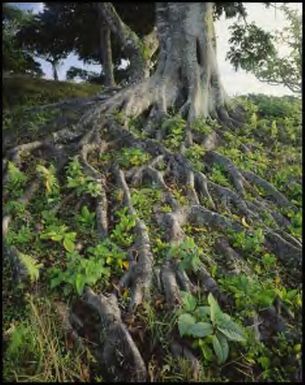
[97,2,146,84]
[51,60,58,81]
[99,24,115,87]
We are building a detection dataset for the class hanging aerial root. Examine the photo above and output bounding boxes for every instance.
[81,288,147,382]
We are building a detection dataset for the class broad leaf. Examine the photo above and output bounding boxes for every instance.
[178,313,196,337]
[212,333,229,364]
[217,319,245,342]
[63,236,75,252]
[208,292,223,325]
[197,306,210,319]
[181,291,197,312]
[189,322,213,338]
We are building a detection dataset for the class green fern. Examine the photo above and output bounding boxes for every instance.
[18,253,43,282]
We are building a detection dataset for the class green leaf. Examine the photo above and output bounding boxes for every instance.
[198,340,214,361]
[208,292,222,325]
[75,274,85,295]
[212,333,229,364]
[189,322,213,338]
[197,306,211,319]
[18,253,43,283]
[217,319,246,342]
[63,236,75,252]
[181,291,197,312]
[178,313,196,337]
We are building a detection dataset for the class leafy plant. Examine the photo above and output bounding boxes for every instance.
[87,239,128,271]
[76,205,96,230]
[209,164,231,188]
[169,237,202,272]
[6,225,33,246]
[6,162,28,195]
[219,274,277,311]
[66,157,102,197]
[18,252,43,282]
[131,188,162,220]
[50,250,110,295]
[40,224,76,252]
[110,207,136,247]
[191,118,215,135]
[36,163,59,196]
[228,228,265,254]
[118,147,150,168]
[178,292,245,364]
[185,144,205,172]
[162,115,185,150]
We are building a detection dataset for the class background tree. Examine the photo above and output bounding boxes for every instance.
[227,4,301,95]
[17,5,73,80]
[2,3,43,77]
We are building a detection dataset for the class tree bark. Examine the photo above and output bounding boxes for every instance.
[97,2,146,84]
[97,6,115,87]
[154,2,228,121]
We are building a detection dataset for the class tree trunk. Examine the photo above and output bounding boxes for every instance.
[98,7,115,87]
[97,2,147,84]
[154,2,228,121]
[98,2,232,127]
[51,61,58,81]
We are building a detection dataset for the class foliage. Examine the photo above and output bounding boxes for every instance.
[209,164,231,188]
[131,188,162,220]
[40,223,77,253]
[6,162,28,196]
[110,207,137,247]
[87,239,128,272]
[18,253,43,283]
[169,237,202,272]
[3,296,90,382]
[162,115,185,151]
[76,205,96,231]
[36,164,59,197]
[118,147,150,168]
[227,5,301,94]
[185,144,205,172]
[66,66,102,84]
[66,157,102,198]
[2,4,43,76]
[178,292,245,364]
[50,249,110,295]
[219,274,301,313]
[228,228,265,254]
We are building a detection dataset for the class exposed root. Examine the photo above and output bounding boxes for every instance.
[242,170,295,210]
[82,288,147,382]
[115,168,153,311]
[204,151,249,196]
[160,261,182,306]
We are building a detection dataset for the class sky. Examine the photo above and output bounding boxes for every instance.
[11,2,302,96]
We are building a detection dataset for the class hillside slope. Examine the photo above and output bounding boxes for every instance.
[3,77,302,382]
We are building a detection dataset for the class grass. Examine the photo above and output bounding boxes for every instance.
[3,75,101,110]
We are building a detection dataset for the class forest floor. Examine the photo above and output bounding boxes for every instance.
[2,76,302,382]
